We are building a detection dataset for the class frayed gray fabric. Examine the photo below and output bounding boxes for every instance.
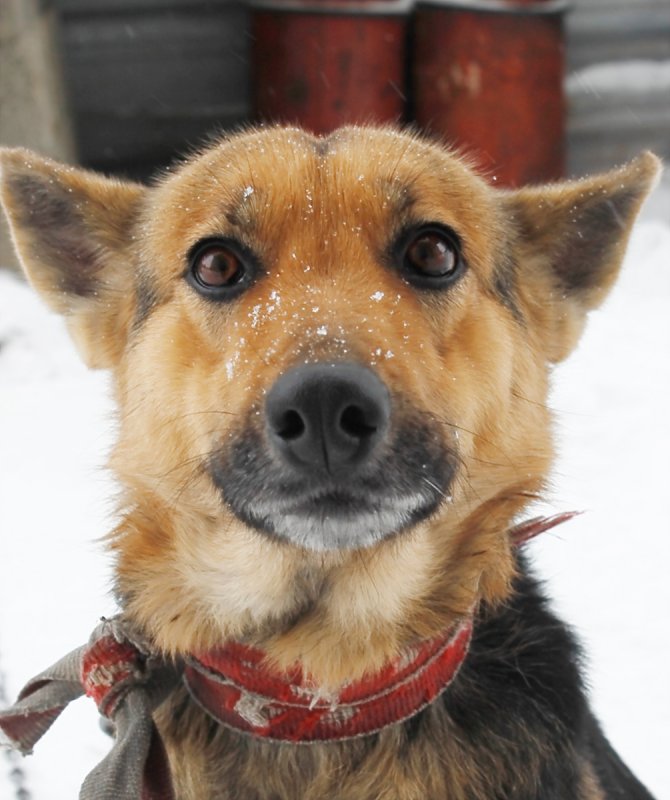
[79,667,178,800]
[0,618,181,800]
[0,644,86,754]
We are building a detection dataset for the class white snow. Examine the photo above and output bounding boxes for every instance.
[567,59,670,95]
[0,187,668,798]
[0,275,117,798]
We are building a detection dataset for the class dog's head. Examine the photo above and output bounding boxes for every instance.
[0,128,659,685]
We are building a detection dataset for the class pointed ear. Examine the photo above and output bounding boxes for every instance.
[504,152,662,362]
[0,148,146,368]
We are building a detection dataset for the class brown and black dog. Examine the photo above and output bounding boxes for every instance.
[0,127,660,799]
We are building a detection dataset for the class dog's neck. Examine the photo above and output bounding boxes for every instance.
[179,513,576,743]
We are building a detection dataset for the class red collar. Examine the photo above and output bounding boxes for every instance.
[184,619,473,742]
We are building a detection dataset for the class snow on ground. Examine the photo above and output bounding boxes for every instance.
[0,189,668,799]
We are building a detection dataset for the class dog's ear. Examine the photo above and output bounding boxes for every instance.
[504,152,661,362]
[0,148,146,368]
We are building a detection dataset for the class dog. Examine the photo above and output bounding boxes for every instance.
[0,126,660,799]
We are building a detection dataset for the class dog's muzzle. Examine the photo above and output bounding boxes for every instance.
[211,362,456,551]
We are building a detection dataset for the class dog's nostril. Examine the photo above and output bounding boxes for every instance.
[339,405,377,440]
[277,410,306,441]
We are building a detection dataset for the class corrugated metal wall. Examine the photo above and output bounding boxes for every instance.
[566,0,670,175]
[567,0,669,68]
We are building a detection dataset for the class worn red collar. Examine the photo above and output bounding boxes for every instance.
[184,618,473,743]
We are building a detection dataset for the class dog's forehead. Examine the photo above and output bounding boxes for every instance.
[190,126,461,186]
[148,128,491,254]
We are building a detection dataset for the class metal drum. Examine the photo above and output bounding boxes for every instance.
[251,0,410,134]
[412,0,567,187]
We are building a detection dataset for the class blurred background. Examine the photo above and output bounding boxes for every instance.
[1,1,669,228]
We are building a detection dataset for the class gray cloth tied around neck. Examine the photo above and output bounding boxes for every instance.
[0,618,182,800]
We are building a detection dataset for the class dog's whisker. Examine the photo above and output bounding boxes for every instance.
[175,410,242,419]
[510,389,550,411]
[423,411,515,464]
[421,476,452,502]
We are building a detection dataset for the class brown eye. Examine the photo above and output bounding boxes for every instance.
[406,232,457,277]
[187,239,256,300]
[193,246,243,288]
[399,226,464,289]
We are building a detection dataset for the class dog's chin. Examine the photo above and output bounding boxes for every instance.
[230,492,440,552]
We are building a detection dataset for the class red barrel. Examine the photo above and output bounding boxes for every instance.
[413,0,567,186]
[251,0,409,134]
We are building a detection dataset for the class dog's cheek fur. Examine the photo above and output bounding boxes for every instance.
[108,306,317,652]
[109,499,332,656]
[420,289,552,598]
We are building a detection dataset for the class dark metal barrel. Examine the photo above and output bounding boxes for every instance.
[53,0,250,177]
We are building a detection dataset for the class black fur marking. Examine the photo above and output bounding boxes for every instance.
[380,180,416,222]
[8,173,103,298]
[134,270,160,328]
[313,137,330,158]
[224,191,260,238]
[491,252,524,324]
[396,555,657,799]
[400,710,424,745]
[552,189,639,295]
[585,716,655,799]
[224,205,246,231]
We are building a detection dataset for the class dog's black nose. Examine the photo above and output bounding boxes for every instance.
[265,363,391,475]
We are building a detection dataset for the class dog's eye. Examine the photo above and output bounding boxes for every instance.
[406,233,457,276]
[192,246,243,288]
[400,227,464,288]
[187,240,256,299]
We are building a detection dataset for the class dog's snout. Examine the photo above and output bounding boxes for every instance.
[265,363,391,475]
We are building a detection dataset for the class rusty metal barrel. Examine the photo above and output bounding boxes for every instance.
[412,0,568,186]
[251,0,410,134]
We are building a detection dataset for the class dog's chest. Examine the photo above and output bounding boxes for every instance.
[159,690,466,800]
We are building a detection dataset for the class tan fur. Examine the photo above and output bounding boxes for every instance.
[577,761,607,800]
[0,127,660,798]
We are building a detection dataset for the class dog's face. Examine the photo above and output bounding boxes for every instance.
[0,128,658,685]
[133,128,530,556]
